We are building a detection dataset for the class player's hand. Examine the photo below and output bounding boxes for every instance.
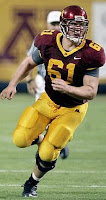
[27,80,37,95]
[51,78,69,94]
[0,85,16,100]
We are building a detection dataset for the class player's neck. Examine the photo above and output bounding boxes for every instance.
[62,36,77,51]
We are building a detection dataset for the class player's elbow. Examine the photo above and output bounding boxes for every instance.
[88,94,95,100]
[87,88,97,100]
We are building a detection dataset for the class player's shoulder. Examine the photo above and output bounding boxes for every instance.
[83,39,105,68]
[34,30,59,48]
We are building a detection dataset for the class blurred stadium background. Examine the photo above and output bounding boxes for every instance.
[0,0,106,199]
[0,0,106,93]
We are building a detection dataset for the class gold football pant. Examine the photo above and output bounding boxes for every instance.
[13,92,88,161]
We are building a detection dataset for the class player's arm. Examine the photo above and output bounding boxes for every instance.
[26,41,38,95]
[66,75,99,100]
[52,73,99,100]
[26,40,35,84]
[10,55,36,85]
[0,55,36,100]
[0,45,44,100]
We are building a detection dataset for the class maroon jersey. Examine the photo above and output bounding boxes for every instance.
[34,30,105,107]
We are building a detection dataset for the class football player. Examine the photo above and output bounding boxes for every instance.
[26,10,69,159]
[0,5,105,198]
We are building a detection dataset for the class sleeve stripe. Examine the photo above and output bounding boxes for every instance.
[86,67,97,71]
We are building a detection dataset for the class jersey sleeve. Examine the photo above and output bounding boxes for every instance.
[26,39,44,65]
[34,30,56,47]
[31,30,58,66]
[33,30,59,59]
[32,47,44,65]
[83,42,106,71]
[85,68,99,77]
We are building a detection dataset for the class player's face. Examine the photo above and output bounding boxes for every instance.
[47,22,60,31]
[60,18,88,44]
[67,21,85,40]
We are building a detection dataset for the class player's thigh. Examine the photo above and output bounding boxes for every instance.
[13,99,50,147]
[44,102,88,149]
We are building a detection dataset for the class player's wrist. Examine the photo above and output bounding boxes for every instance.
[66,85,74,95]
[9,80,17,87]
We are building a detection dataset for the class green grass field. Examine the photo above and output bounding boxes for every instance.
[0,94,106,200]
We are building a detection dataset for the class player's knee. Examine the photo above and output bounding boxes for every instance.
[36,153,57,172]
[49,124,72,149]
[13,128,27,148]
[59,124,73,147]
[13,106,38,148]
[39,140,55,162]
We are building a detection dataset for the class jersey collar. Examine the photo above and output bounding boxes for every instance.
[56,33,85,57]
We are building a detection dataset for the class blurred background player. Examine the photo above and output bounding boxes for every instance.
[26,10,69,159]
